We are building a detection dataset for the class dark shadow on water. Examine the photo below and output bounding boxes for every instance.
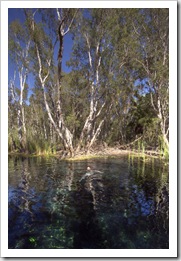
[8,155,169,249]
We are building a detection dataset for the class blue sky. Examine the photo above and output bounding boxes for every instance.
[8,8,73,95]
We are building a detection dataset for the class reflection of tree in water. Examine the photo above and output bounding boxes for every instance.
[48,164,105,248]
[72,171,104,248]
[8,157,74,249]
[153,184,169,248]
[89,158,169,249]
[9,157,35,248]
[49,162,75,214]
[18,160,34,216]
[126,158,169,248]
[9,158,110,248]
[8,157,169,249]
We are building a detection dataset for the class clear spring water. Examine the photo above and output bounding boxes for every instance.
[8,155,169,249]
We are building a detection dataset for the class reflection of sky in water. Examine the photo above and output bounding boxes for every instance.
[8,186,15,203]
[8,156,169,249]
[130,185,154,216]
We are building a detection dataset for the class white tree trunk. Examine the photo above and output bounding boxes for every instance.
[76,36,106,152]
[157,96,169,149]
[10,70,27,152]
[87,119,105,151]
[36,45,74,156]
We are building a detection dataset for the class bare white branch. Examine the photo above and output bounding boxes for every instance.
[56,8,61,21]
[165,127,169,137]
[84,34,92,68]
[36,45,43,84]
[64,9,78,36]
[95,101,106,119]
[88,119,105,149]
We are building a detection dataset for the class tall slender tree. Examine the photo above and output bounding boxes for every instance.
[133,9,169,148]
[25,8,77,156]
[70,9,117,152]
[9,19,30,152]
[8,8,169,156]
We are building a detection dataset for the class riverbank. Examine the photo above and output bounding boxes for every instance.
[8,147,166,162]
[65,147,166,161]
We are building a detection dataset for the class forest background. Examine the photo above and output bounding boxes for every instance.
[8,7,170,158]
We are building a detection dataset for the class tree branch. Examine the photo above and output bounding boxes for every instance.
[95,101,106,119]
[56,8,61,21]
[64,9,78,36]
[36,45,43,84]
[135,58,150,75]
[85,34,92,68]
[150,92,157,112]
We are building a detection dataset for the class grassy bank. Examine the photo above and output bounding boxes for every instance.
[8,147,168,163]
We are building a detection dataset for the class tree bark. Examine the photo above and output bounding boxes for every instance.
[157,96,169,149]
[10,73,27,152]
[18,70,27,152]
[76,35,105,152]
[87,119,105,151]
[36,44,74,156]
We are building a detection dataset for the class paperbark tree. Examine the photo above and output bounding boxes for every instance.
[8,8,169,155]
[9,20,30,152]
[70,9,115,152]
[26,9,77,156]
[70,9,139,151]
[133,9,169,148]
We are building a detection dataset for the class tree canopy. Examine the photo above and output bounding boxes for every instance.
[8,8,169,157]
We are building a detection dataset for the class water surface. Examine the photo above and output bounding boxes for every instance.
[8,155,169,249]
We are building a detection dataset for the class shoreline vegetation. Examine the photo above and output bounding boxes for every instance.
[8,145,168,163]
[8,9,169,165]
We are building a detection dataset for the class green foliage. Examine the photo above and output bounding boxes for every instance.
[26,135,56,156]
[159,136,169,161]
[8,131,20,152]
[8,8,169,155]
